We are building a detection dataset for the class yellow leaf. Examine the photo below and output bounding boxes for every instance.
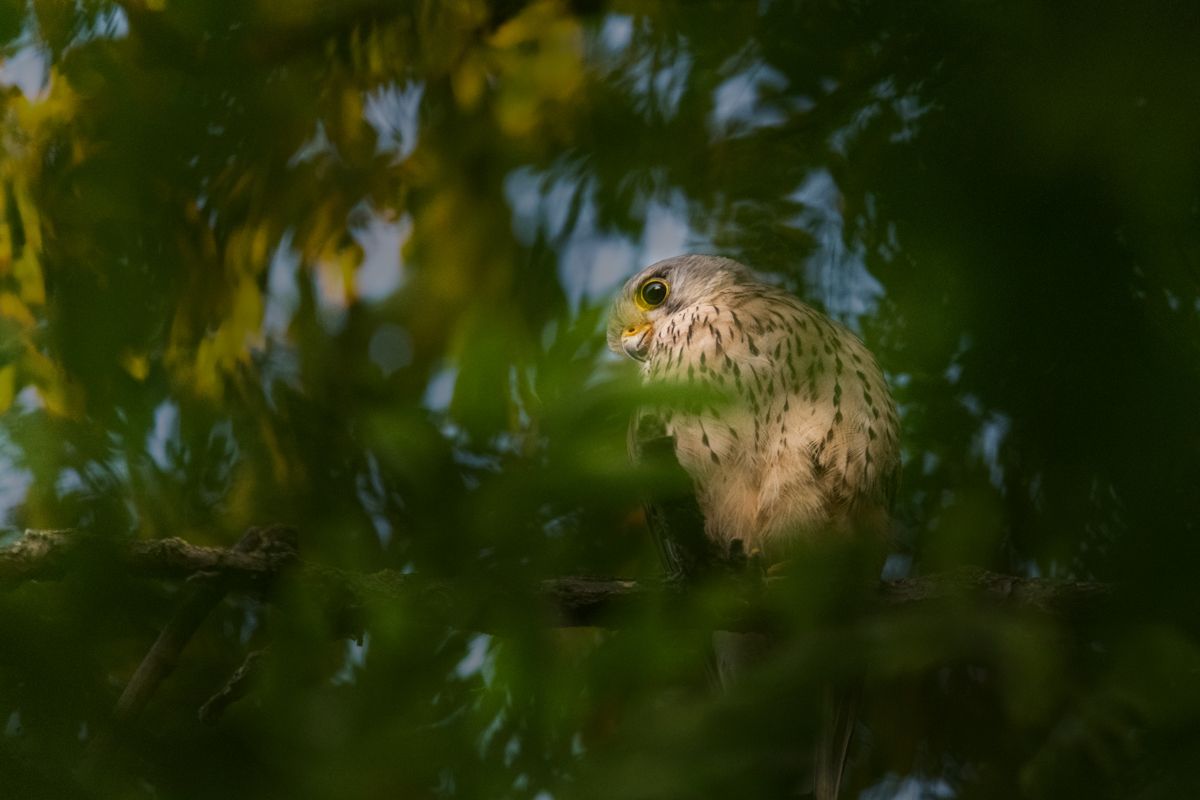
[0,364,15,414]
[316,242,363,308]
[164,275,264,400]
[487,0,584,137]
[452,53,487,110]
[21,347,83,418]
[12,178,42,255]
[0,292,35,328]
[0,188,11,274]
[14,251,45,305]
[121,351,150,381]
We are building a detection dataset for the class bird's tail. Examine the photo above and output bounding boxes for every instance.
[814,682,860,800]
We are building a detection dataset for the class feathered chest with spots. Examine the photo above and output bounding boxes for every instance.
[641,286,899,553]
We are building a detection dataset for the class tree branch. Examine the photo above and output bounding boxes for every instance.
[2,529,1111,630]
[5,527,1113,732]
[0,528,297,586]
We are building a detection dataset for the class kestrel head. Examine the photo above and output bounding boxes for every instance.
[607,255,754,362]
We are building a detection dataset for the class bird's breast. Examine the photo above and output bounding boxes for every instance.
[643,295,900,551]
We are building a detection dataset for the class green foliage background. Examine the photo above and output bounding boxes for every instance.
[1,1,1199,797]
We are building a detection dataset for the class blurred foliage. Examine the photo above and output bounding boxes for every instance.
[1,0,1199,798]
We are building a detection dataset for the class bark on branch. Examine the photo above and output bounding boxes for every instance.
[2,528,1111,629]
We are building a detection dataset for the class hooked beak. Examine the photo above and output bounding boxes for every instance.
[620,323,653,362]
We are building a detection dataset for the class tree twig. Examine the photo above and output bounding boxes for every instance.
[198,648,269,725]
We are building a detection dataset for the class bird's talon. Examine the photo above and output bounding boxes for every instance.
[726,539,749,570]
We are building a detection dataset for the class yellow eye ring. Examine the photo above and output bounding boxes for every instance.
[637,278,669,309]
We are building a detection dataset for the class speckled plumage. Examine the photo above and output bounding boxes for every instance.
[608,255,900,559]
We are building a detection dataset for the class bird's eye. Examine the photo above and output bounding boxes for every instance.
[638,279,669,308]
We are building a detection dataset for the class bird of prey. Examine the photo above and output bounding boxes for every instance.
[606,254,900,798]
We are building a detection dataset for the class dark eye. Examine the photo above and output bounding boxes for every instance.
[639,279,669,308]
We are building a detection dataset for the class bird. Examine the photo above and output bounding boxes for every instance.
[606,254,900,799]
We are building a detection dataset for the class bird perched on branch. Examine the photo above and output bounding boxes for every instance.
[607,254,900,799]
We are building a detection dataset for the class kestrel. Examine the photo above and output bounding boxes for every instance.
[607,254,900,560]
[607,254,901,800]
